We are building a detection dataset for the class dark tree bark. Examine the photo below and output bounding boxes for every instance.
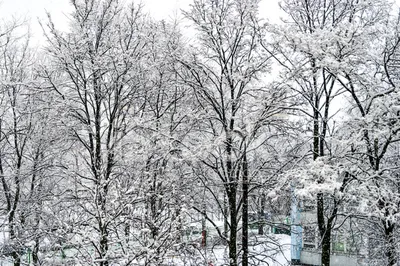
[258,194,265,235]
[242,148,249,266]
[384,222,396,266]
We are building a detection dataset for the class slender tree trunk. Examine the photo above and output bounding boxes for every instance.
[226,131,238,266]
[9,178,21,266]
[99,225,109,266]
[175,196,182,243]
[224,193,228,240]
[10,225,20,266]
[242,149,249,266]
[99,183,109,266]
[11,253,20,266]
[384,222,397,266]
[321,221,332,266]
[202,198,207,247]
[32,210,41,265]
[228,190,237,266]
[32,239,39,266]
[311,59,333,266]
[258,194,265,235]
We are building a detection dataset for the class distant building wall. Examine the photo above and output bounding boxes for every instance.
[301,250,366,266]
[290,185,302,263]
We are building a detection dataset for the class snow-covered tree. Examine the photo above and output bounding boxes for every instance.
[0,21,63,266]
[179,0,288,265]
[43,0,149,264]
[335,12,400,265]
[272,0,393,265]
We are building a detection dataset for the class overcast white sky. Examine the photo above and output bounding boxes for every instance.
[0,0,281,45]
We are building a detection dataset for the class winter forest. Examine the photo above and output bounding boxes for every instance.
[1,0,400,265]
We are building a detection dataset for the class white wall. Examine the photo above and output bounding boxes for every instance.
[301,250,365,266]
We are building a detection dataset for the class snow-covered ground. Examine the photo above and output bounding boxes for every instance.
[0,234,291,266]
[164,233,291,266]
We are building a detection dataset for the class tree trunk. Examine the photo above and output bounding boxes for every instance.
[242,149,249,266]
[228,190,237,266]
[258,194,265,235]
[226,128,238,266]
[321,220,332,266]
[32,211,41,265]
[202,199,207,247]
[99,226,109,266]
[224,193,228,240]
[10,225,20,266]
[9,216,21,266]
[32,239,39,266]
[384,222,397,266]
[12,252,20,266]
